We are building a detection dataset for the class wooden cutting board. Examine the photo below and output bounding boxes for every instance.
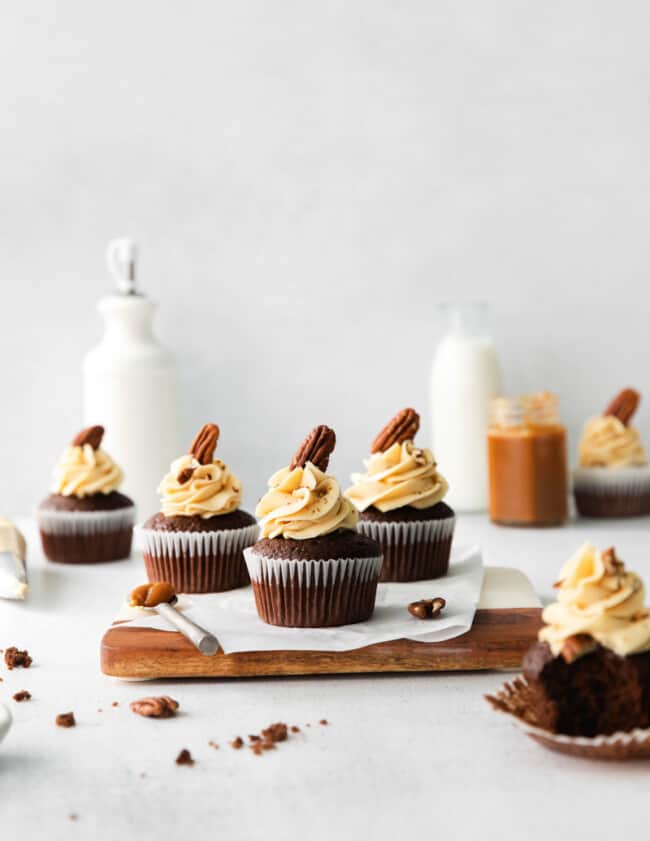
[100,568,543,680]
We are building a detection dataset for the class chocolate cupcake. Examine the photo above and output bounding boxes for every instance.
[140,423,257,593]
[244,425,383,627]
[345,408,455,581]
[487,543,650,758]
[573,388,650,518]
[37,425,135,564]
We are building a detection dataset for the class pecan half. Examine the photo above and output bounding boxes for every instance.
[72,425,104,449]
[189,423,220,464]
[289,426,336,471]
[130,696,179,718]
[407,597,446,619]
[177,466,195,484]
[603,388,641,425]
[560,634,597,664]
[602,547,624,576]
[371,408,420,453]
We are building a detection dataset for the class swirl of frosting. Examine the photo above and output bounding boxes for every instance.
[345,441,448,513]
[158,455,241,518]
[52,444,124,497]
[256,462,358,539]
[578,416,647,468]
[539,543,650,657]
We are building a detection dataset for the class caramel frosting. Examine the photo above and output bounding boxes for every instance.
[256,462,358,540]
[345,441,449,513]
[578,416,647,468]
[51,444,124,497]
[540,543,650,658]
[158,454,241,518]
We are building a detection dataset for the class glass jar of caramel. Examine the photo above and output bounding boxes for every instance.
[487,392,568,526]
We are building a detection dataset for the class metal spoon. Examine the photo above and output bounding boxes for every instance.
[130,582,219,656]
[156,598,220,656]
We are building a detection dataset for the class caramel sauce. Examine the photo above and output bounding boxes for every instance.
[488,394,568,526]
[129,581,176,607]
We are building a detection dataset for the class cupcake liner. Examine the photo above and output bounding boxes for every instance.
[356,516,455,581]
[573,467,650,518]
[139,523,259,593]
[37,506,135,564]
[36,506,136,536]
[486,677,650,760]
[244,547,383,628]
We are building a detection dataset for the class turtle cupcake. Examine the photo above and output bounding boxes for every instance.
[140,423,258,592]
[37,425,135,564]
[573,388,650,518]
[487,543,650,758]
[345,408,454,581]
[244,425,383,627]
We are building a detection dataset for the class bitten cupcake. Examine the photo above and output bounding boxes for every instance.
[486,543,650,759]
[573,388,650,518]
[244,425,383,627]
[140,423,258,593]
[345,408,455,581]
[37,425,135,564]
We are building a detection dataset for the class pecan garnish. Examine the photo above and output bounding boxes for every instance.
[177,466,195,484]
[130,696,179,718]
[13,690,31,702]
[4,647,32,670]
[231,736,244,749]
[56,712,76,728]
[72,425,104,449]
[289,426,336,471]
[560,634,597,664]
[261,722,288,743]
[189,423,220,464]
[371,408,420,453]
[407,597,446,620]
[602,546,624,576]
[603,388,641,425]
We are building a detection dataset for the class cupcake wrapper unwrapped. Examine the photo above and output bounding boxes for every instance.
[244,547,383,628]
[356,516,455,581]
[486,677,650,760]
[37,506,135,564]
[139,523,259,593]
[573,466,650,518]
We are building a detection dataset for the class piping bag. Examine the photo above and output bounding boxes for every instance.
[0,517,27,599]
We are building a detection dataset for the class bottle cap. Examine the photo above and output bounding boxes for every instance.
[106,237,138,294]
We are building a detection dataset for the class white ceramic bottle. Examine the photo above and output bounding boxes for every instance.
[82,238,181,519]
[430,302,503,512]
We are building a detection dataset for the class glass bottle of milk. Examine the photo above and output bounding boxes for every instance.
[82,238,182,519]
[430,302,503,512]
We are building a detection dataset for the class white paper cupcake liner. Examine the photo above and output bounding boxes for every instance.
[139,522,259,592]
[356,515,455,581]
[243,547,383,627]
[243,548,383,586]
[36,506,136,536]
[573,465,650,495]
[486,677,650,760]
[138,523,259,559]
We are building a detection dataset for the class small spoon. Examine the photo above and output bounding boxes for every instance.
[129,582,219,656]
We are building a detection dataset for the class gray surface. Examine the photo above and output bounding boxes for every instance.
[1,514,648,841]
[2,1,650,512]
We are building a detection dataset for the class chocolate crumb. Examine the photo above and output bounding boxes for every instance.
[261,722,288,743]
[208,740,219,750]
[248,734,261,742]
[231,737,244,749]
[290,725,300,733]
[111,701,119,707]
[175,749,194,766]
[251,742,264,756]
[12,690,31,702]
[4,647,32,670]
[319,719,329,726]
[56,712,76,728]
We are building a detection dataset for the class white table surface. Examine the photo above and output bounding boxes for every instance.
[2,514,649,841]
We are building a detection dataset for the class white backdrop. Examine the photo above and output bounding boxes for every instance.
[2,0,650,513]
